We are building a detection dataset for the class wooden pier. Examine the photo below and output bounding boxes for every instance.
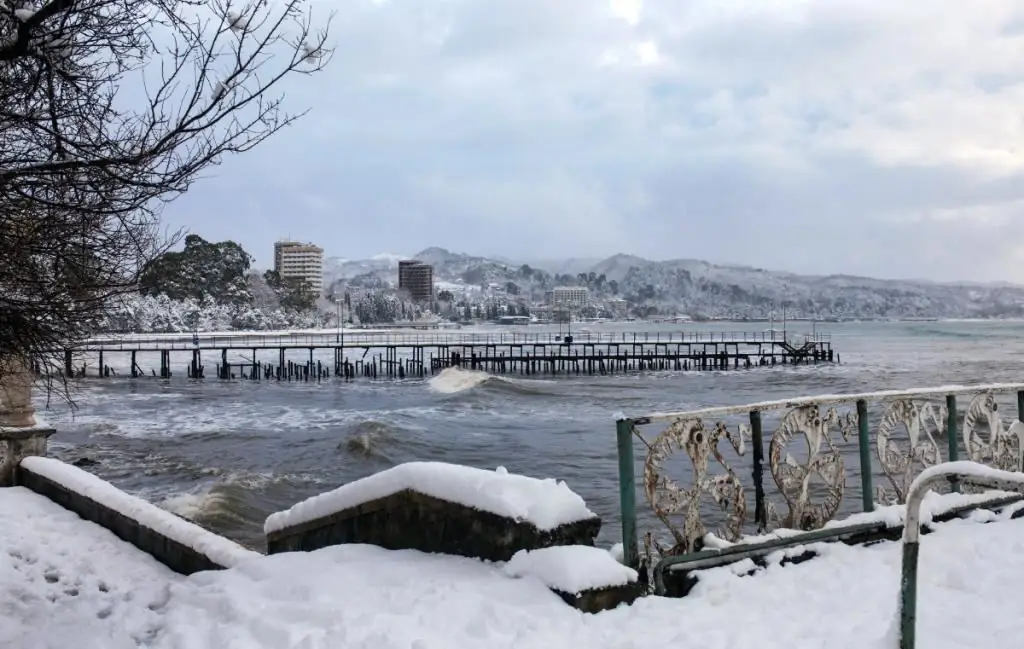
[58,331,837,381]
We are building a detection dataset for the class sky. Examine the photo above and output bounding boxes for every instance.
[164,0,1024,282]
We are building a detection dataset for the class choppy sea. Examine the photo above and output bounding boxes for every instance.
[33,320,1024,550]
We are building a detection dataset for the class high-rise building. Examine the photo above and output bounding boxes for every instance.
[545,286,590,308]
[273,240,324,294]
[398,259,434,303]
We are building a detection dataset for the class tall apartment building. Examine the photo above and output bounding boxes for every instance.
[546,286,590,308]
[273,240,324,294]
[398,259,434,303]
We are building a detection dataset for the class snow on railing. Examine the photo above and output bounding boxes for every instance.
[73,329,832,351]
[898,462,1024,649]
[613,384,1024,572]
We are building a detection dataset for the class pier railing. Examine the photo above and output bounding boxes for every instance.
[76,329,831,351]
[614,383,1024,571]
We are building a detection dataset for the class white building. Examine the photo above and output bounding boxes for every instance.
[273,240,324,294]
[546,286,590,308]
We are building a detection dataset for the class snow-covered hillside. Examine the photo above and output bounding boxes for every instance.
[100,294,328,333]
[325,248,1024,319]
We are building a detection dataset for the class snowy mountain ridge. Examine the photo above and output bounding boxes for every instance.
[323,248,1024,319]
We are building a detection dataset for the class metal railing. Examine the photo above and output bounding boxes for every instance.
[614,383,1024,571]
[899,463,1024,649]
[74,329,832,351]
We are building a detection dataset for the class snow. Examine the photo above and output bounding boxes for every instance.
[13,7,35,21]
[6,484,1024,648]
[0,488,183,649]
[696,490,1021,550]
[504,546,638,594]
[19,457,258,569]
[264,461,596,535]
[912,460,1024,489]
[824,489,1020,530]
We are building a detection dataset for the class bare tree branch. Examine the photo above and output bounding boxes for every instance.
[0,0,335,395]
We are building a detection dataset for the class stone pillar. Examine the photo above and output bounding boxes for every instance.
[0,356,36,428]
[0,356,55,486]
[0,428,56,487]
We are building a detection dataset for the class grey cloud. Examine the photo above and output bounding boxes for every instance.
[161,0,1024,282]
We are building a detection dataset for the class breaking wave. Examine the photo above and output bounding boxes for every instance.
[426,367,554,396]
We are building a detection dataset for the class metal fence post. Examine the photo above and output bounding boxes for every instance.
[615,418,639,570]
[856,399,874,512]
[749,410,767,531]
[899,464,1024,649]
[946,395,959,492]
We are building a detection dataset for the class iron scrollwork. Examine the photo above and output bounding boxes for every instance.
[963,393,1024,473]
[768,404,855,530]
[643,417,749,555]
[875,399,946,504]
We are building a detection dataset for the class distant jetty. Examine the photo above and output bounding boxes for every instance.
[57,331,837,381]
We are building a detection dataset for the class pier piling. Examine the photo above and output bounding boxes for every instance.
[62,331,837,384]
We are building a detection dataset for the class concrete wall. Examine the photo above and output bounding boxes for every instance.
[17,464,229,575]
[266,489,602,562]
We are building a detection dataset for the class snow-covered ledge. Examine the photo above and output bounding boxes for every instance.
[0,356,55,487]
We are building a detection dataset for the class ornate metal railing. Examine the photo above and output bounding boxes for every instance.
[614,383,1024,571]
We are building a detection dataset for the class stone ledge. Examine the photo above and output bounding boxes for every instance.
[16,465,229,575]
[0,426,57,441]
[0,426,56,487]
[266,488,602,562]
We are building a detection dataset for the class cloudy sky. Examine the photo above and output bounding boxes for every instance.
[166,0,1024,282]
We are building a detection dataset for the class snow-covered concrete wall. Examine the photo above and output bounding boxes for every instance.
[17,457,258,574]
[265,462,602,561]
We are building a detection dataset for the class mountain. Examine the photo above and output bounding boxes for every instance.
[323,253,405,286]
[322,248,1024,319]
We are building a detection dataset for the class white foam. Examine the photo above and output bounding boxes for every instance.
[428,367,493,394]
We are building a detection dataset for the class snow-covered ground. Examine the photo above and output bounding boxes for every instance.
[3,486,1024,648]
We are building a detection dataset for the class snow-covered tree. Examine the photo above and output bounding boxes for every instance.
[1,0,333,373]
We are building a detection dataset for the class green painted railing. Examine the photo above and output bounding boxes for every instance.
[614,383,1024,572]
[898,462,1024,649]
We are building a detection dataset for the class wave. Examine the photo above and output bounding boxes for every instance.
[426,367,555,396]
[157,469,329,549]
[338,419,411,462]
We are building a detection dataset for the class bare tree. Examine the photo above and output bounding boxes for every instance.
[0,0,333,380]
